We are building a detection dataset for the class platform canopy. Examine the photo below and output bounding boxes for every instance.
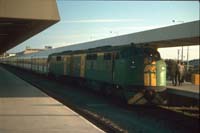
[0,0,60,54]
[27,20,199,58]
[65,20,199,50]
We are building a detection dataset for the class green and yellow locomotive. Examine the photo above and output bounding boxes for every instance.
[48,44,167,105]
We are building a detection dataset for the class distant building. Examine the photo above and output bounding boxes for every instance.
[0,54,5,59]
[189,59,200,73]
[7,53,16,57]
[15,48,44,56]
[15,46,52,56]
[44,46,52,49]
[1,53,16,57]
[189,59,200,68]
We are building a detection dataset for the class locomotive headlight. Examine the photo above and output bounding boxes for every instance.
[130,60,136,69]
[161,67,165,70]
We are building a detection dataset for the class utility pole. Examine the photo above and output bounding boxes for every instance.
[181,46,183,62]
[172,19,184,62]
[177,49,180,61]
[186,46,189,71]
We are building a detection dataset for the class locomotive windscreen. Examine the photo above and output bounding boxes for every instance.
[144,48,161,64]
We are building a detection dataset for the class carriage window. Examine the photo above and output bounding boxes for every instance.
[86,54,97,60]
[86,55,91,60]
[115,52,120,59]
[56,56,61,61]
[104,53,112,60]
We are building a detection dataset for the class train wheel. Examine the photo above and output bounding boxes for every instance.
[152,93,168,105]
[100,84,111,96]
[128,92,148,105]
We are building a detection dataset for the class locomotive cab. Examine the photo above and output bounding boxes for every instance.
[117,46,167,105]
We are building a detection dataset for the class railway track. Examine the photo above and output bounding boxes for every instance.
[1,64,199,133]
[159,105,199,119]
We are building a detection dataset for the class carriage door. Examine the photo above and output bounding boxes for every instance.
[63,56,67,75]
[80,54,86,78]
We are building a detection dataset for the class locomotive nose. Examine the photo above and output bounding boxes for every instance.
[144,61,157,87]
[143,60,167,104]
[144,60,166,89]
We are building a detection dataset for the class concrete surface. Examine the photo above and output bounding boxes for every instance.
[0,66,104,133]
[167,81,199,99]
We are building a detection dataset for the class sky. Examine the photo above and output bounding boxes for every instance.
[8,1,200,60]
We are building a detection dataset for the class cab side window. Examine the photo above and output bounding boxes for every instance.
[56,56,61,61]
[104,53,112,60]
[86,54,97,60]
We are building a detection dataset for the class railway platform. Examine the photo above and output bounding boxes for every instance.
[167,81,199,99]
[0,66,104,133]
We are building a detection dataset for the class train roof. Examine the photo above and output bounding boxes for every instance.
[49,44,146,56]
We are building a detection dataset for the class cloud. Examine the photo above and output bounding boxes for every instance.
[60,18,144,23]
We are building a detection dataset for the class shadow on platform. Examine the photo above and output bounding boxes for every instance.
[0,66,47,98]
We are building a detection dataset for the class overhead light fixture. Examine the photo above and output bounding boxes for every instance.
[0,22,13,25]
[0,34,8,36]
